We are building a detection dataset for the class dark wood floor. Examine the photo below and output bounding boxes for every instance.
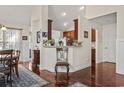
[23,62,124,87]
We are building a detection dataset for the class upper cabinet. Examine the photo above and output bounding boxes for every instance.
[63,31,75,40]
[74,19,78,40]
[63,19,78,41]
[48,19,53,40]
[91,28,96,42]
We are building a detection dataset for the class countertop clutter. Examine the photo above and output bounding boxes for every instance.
[43,45,82,48]
[43,38,83,48]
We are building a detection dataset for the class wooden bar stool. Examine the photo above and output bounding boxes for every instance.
[55,47,69,80]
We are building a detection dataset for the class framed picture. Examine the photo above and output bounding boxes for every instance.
[84,31,88,38]
[37,31,41,43]
[42,32,47,38]
[22,36,28,40]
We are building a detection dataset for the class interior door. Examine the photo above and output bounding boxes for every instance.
[103,24,116,63]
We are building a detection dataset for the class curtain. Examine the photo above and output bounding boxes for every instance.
[0,28,21,50]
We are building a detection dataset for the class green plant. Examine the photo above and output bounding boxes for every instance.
[43,39,55,46]
[43,39,48,44]
[49,39,55,45]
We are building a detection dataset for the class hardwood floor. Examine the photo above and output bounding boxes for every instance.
[23,62,124,87]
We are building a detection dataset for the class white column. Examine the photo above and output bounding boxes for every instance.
[116,6,124,74]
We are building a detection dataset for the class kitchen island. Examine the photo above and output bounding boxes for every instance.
[43,45,90,72]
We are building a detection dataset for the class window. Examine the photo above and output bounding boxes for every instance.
[0,28,22,50]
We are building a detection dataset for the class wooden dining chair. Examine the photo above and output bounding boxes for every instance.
[0,72,6,87]
[6,50,20,78]
[0,50,13,87]
[55,47,70,80]
[14,50,20,77]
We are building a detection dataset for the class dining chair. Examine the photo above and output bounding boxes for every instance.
[55,47,70,80]
[6,50,20,78]
[0,72,6,87]
[0,50,13,87]
[13,50,20,77]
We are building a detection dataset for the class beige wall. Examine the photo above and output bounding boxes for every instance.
[117,6,124,39]
[116,6,124,74]
[78,16,91,68]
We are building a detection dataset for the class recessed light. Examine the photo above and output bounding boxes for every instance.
[64,23,67,26]
[62,12,67,16]
[79,6,84,10]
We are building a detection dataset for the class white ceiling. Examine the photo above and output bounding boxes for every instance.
[0,6,116,31]
[48,5,85,31]
[89,13,117,25]
[0,5,32,26]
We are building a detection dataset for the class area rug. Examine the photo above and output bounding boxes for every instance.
[7,65,49,87]
[69,82,88,87]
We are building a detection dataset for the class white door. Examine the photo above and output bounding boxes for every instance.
[103,23,116,63]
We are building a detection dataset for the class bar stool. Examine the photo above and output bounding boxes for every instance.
[55,47,69,80]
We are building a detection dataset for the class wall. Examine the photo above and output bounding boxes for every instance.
[116,6,124,74]
[21,27,30,62]
[117,6,124,39]
[78,16,91,69]
[52,30,61,39]
[97,26,103,63]
[31,6,41,49]
[52,30,61,46]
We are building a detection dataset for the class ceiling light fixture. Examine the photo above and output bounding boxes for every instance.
[62,12,67,16]
[0,24,7,31]
[79,6,85,10]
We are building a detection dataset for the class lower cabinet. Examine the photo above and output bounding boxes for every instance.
[91,48,96,76]
[32,50,40,75]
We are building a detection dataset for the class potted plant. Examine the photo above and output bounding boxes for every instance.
[50,39,55,46]
[43,39,48,46]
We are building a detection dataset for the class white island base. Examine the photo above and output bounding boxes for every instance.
[42,46,90,72]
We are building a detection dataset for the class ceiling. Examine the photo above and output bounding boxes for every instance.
[48,5,85,31]
[0,5,32,26]
[89,13,117,25]
[0,6,116,31]
[0,5,84,30]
